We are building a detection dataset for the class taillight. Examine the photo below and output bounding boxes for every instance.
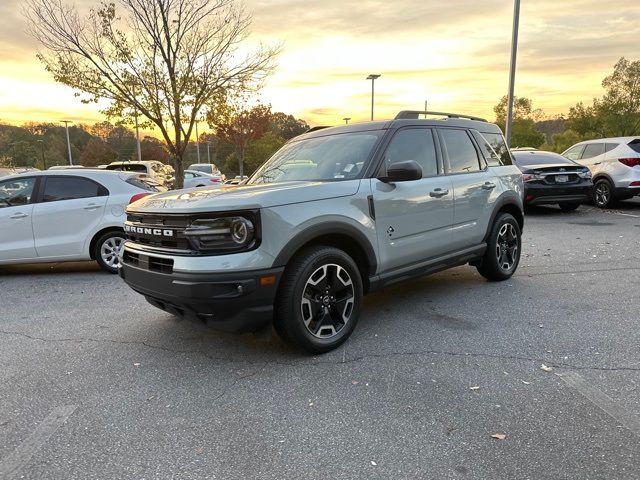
[630,181,640,187]
[522,173,543,183]
[210,178,222,183]
[129,193,150,204]
[618,158,640,167]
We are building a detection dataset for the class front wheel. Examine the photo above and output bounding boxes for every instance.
[476,213,521,281]
[274,246,363,354]
[94,231,125,274]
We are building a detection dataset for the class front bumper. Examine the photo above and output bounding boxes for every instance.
[524,182,592,205]
[119,259,284,333]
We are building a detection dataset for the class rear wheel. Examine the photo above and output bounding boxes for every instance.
[593,179,614,208]
[558,202,580,212]
[94,231,125,274]
[274,246,363,354]
[476,213,521,281]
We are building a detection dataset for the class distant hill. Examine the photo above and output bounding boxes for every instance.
[536,118,566,143]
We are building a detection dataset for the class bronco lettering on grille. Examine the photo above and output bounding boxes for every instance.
[124,224,174,237]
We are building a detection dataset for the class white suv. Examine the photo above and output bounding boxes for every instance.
[105,160,172,188]
[0,169,158,273]
[563,137,640,208]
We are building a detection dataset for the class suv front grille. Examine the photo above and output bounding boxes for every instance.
[125,213,193,252]
[122,250,174,273]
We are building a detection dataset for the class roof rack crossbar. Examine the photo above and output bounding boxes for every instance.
[395,110,487,122]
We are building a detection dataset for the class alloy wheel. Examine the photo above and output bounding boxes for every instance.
[100,236,124,268]
[495,223,518,272]
[300,263,355,339]
[594,182,610,207]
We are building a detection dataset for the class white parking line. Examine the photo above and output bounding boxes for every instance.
[561,372,640,437]
[0,405,77,479]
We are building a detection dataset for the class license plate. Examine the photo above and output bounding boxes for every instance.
[555,175,569,183]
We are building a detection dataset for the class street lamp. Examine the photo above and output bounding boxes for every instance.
[505,0,521,148]
[61,120,73,165]
[194,120,201,163]
[366,74,381,121]
[343,117,351,124]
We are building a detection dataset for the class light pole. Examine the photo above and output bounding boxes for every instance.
[194,120,201,163]
[37,139,46,170]
[61,120,73,165]
[366,74,381,121]
[505,0,521,148]
[134,109,142,162]
[424,100,429,118]
[343,117,351,124]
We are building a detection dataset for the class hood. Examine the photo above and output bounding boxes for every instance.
[128,180,361,214]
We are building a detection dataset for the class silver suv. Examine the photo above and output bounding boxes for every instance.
[119,111,524,353]
[563,137,640,208]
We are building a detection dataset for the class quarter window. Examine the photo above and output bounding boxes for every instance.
[604,143,618,153]
[381,128,438,178]
[439,129,481,173]
[42,177,105,202]
[581,143,604,159]
[0,177,36,208]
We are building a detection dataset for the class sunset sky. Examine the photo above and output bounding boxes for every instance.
[0,0,638,129]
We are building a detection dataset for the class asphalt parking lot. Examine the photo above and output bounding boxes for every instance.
[1,200,639,480]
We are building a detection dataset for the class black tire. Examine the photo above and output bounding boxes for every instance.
[274,246,363,354]
[476,213,521,281]
[593,179,615,208]
[558,202,580,212]
[94,230,126,274]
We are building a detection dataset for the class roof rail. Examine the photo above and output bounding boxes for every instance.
[306,126,332,133]
[395,110,487,122]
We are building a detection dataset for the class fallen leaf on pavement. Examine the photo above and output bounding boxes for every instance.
[133,363,141,367]
[491,433,506,440]
[470,386,480,391]
[521,380,531,385]
[540,364,553,372]
[351,380,359,385]
[371,461,377,466]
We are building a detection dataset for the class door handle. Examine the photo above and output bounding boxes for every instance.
[429,188,449,198]
[9,212,29,219]
[83,204,102,210]
[481,182,496,190]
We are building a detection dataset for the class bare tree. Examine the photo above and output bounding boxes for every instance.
[24,0,279,187]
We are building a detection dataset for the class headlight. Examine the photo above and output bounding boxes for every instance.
[184,215,258,253]
[578,170,592,179]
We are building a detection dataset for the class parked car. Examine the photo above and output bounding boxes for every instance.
[48,165,86,170]
[0,170,159,273]
[223,175,248,185]
[512,149,592,211]
[562,137,640,208]
[188,163,220,175]
[183,170,223,188]
[105,161,172,188]
[0,167,18,178]
[119,110,524,353]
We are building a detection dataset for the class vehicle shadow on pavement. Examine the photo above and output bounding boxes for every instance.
[0,261,101,276]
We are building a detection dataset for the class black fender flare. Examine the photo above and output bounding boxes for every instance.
[272,222,378,275]
[483,193,524,242]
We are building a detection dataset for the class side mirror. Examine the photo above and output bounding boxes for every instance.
[384,160,422,182]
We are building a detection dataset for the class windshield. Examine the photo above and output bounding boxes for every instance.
[513,152,577,166]
[248,130,383,184]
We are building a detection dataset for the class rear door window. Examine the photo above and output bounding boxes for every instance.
[581,143,604,159]
[439,129,481,174]
[42,177,106,202]
[628,139,640,153]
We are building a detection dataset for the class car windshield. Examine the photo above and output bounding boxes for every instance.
[513,152,576,166]
[248,130,383,184]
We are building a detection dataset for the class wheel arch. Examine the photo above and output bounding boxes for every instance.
[484,197,524,242]
[273,224,377,294]
[89,226,125,260]
[592,173,615,186]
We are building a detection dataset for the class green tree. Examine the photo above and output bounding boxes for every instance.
[539,129,584,154]
[268,112,309,140]
[493,96,545,148]
[25,0,279,187]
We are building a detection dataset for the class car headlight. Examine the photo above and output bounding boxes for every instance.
[183,215,258,253]
[578,170,592,179]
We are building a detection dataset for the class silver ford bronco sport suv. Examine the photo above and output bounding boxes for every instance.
[119,111,524,353]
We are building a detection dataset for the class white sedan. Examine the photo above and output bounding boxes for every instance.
[0,169,158,273]
[183,169,224,188]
